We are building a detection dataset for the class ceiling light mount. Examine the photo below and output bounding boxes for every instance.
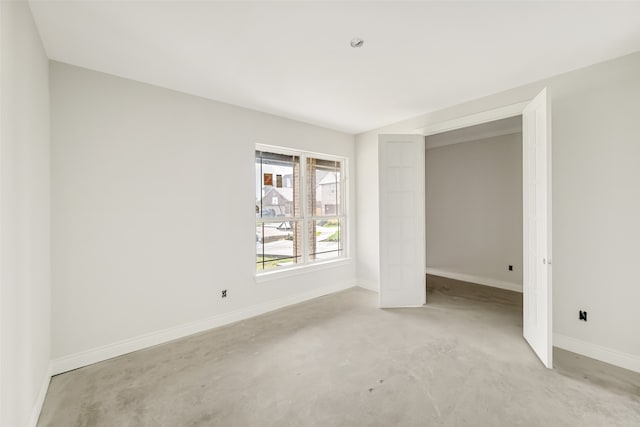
[350,38,364,48]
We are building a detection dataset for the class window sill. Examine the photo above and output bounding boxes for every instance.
[255,258,352,284]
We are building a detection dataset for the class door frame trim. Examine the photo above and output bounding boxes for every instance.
[411,101,529,136]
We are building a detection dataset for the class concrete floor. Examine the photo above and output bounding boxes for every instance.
[38,276,640,426]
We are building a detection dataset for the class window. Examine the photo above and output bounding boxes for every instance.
[255,146,345,272]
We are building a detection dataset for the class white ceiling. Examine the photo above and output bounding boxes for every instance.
[29,1,640,134]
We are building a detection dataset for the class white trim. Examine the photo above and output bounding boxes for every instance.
[51,281,355,375]
[413,101,529,136]
[255,258,352,283]
[554,333,640,374]
[27,362,52,427]
[426,268,522,293]
[357,279,379,292]
[300,149,309,265]
[255,143,345,163]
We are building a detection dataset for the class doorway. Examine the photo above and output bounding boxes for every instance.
[423,116,525,359]
[424,116,523,295]
[378,89,552,368]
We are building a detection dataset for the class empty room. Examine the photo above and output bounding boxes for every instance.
[2,1,639,426]
[424,116,525,327]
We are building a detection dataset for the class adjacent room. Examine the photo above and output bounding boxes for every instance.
[2,1,640,426]
[424,117,524,294]
[424,116,525,341]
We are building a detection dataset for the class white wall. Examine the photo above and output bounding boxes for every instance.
[426,133,523,290]
[355,52,640,371]
[50,62,356,369]
[0,1,51,426]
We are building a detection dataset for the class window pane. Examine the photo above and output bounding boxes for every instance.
[256,151,300,219]
[307,218,342,262]
[256,221,302,271]
[306,157,341,217]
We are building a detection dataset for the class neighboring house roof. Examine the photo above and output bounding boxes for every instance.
[259,187,293,203]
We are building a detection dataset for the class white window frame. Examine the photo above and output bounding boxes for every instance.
[255,144,348,278]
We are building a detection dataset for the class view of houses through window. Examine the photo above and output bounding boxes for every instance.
[256,147,344,271]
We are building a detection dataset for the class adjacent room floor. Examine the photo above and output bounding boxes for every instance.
[38,278,640,426]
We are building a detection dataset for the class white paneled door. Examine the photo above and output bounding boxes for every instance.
[522,88,553,368]
[378,134,426,308]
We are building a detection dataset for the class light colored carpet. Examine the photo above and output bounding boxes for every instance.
[38,277,640,426]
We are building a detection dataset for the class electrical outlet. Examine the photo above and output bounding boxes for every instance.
[579,310,587,321]
[508,265,513,271]
[221,289,227,298]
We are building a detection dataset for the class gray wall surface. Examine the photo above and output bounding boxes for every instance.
[425,133,523,289]
[0,2,51,425]
[50,62,356,363]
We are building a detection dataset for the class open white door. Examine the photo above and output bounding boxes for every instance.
[378,134,426,308]
[522,88,553,368]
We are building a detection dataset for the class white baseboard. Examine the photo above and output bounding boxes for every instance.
[357,279,378,292]
[554,333,640,374]
[52,281,356,375]
[426,268,522,293]
[27,362,52,427]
